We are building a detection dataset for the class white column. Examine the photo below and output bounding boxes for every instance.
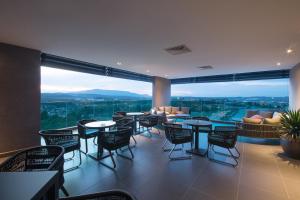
[152,76,171,107]
[289,63,300,110]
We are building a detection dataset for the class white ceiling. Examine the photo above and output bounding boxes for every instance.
[1,0,300,79]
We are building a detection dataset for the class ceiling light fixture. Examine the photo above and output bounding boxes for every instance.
[276,62,281,66]
[116,62,122,66]
[286,48,293,54]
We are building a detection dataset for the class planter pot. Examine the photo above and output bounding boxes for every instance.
[280,135,300,159]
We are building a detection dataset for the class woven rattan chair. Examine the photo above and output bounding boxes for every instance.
[39,129,81,172]
[99,127,134,169]
[77,119,99,154]
[163,123,193,160]
[0,145,69,196]
[139,115,160,137]
[59,190,136,200]
[114,117,136,145]
[208,126,240,167]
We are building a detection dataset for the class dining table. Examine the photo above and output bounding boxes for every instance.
[126,112,145,133]
[183,119,213,156]
[85,120,116,161]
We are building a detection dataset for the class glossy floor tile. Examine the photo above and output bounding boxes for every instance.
[61,130,300,200]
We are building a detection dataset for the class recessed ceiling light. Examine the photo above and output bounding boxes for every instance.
[276,62,281,66]
[286,48,293,54]
[116,62,122,66]
[146,69,150,73]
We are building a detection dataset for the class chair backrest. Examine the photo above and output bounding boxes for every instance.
[214,126,238,146]
[192,116,210,121]
[59,190,136,200]
[0,145,64,172]
[100,127,132,147]
[114,111,127,116]
[115,117,134,130]
[39,129,73,145]
[77,119,96,136]
[163,124,192,143]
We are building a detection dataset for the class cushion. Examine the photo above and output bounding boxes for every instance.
[181,107,190,114]
[263,117,281,125]
[273,112,283,118]
[165,106,172,114]
[156,111,164,115]
[176,111,184,114]
[158,106,165,111]
[165,112,170,115]
[245,110,258,118]
[171,107,179,114]
[251,115,264,120]
[150,108,156,114]
[243,117,262,124]
[258,111,273,118]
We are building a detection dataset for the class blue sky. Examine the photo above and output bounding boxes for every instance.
[41,67,289,97]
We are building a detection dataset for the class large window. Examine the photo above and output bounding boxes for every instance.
[171,79,289,121]
[41,67,152,129]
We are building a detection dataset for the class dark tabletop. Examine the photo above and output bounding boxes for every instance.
[183,119,212,126]
[0,171,59,200]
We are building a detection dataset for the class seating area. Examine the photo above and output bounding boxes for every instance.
[2,1,300,200]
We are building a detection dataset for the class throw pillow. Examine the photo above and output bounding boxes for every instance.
[258,111,273,118]
[246,110,258,118]
[243,117,262,124]
[165,106,172,114]
[263,117,281,125]
[171,107,179,114]
[251,115,264,119]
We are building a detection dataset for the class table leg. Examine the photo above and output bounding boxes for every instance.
[186,126,208,156]
[87,128,113,161]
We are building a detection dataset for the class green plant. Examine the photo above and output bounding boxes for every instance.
[281,110,300,139]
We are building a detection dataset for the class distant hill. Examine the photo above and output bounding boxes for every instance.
[41,89,151,102]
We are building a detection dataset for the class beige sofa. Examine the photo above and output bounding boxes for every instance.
[151,106,190,118]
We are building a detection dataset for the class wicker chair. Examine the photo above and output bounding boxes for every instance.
[77,119,99,154]
[139,115,160,137]
[114,117,136,145]
[99,127,134,169]
[208,126,240,167]
[236,122,283,139]
[163,123,193,160]
[39,129,82,172]
[0,145,69,196]
[59,190,136,200]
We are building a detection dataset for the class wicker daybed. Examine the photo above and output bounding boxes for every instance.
[236,122,283,139]
[236,110,284,139]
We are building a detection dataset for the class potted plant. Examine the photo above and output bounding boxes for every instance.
[280,110,300,159]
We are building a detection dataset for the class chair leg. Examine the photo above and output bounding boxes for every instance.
[64,151,82,173]
[168,144,191,160]
[131,135,137,145]
[93,137,97,145]
[116,146,134,160]
[207,144,239,167]
[99,150,116,169]
[85,139,88,154]
[61,185,69,196]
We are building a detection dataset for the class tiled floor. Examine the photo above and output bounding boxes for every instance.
[62,130,300,200]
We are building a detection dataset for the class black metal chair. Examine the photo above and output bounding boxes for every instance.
[77,119,99,154]
[139,115,160,137]
[99,127,134,169]
[114,117,136,145]
[0,145,69,196]
[163,123,193,160]
[39,129,82,172]
[59,190,136,200]
[207,126,240,167]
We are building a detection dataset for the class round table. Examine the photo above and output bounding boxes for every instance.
[183,119,213,156]
[85,120,116,160]
[126,112,145,133]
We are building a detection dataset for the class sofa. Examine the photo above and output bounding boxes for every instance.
[237,110,284,138]
[151,106,190,117]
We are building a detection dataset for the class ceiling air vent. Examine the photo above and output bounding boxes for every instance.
[165,44,191,55]
[197,65,213,70]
